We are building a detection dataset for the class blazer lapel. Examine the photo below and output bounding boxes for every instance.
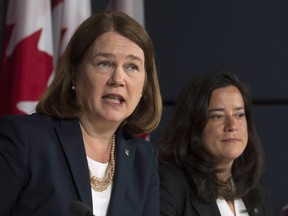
[190,194,221,216]
[55,119,92,209]
[107,131,136,216]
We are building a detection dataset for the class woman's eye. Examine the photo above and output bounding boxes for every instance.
[210,114,223,119]
[236,112,246,118]
[96,61,113,72]
[97,61,110,68]
[126,64,139,72]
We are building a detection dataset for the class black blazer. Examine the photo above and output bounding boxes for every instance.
[159,164,273,216]
[0,113,159,216]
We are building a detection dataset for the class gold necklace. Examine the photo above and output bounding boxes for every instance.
[89,134,115,192]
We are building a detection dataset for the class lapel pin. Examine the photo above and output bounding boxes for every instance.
[125,149,129,156]
[254,208,259,213]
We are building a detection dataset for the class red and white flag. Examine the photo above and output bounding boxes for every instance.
[0,0,91,116]
[0,0,53,115]
[51,0,91,78]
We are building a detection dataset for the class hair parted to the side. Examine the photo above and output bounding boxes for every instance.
[36,11,162,135]
[158,71,264,203]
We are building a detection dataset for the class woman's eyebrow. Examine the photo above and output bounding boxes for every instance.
[208,107,245,113]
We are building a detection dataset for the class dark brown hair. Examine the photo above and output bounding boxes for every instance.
[36,11,162,135]
[158,71,264,203]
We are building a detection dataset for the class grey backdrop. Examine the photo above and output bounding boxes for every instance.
[1,0,287,215]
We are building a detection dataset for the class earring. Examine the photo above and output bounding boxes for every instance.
[71,85,75,91]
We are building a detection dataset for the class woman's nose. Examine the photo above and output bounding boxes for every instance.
[224,117,238,132]
[107,66,125,86]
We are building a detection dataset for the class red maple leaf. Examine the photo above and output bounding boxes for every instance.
[0,24,53,115]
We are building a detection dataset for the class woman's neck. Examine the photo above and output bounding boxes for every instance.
[80,122,115,163]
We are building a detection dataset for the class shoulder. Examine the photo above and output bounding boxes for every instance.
[159,164,186,178]
[159,163,190,189]
[244,182,274,216]
[0,113,58,128]
[253,182,272,204]
[0,113,78,130]
[0,113,79,143]
[159,163,200,215]
[256,182,273,214]
[134,137,157,156]
[118,131,157,157]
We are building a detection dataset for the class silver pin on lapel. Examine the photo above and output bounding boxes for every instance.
[125,149,129,156]
[254,208,259,213]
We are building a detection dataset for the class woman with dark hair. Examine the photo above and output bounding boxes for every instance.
[0,11,162,216]
[158,71,272,216]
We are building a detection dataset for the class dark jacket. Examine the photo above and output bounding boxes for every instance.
[159,164,273,216]
[0,113,159,216]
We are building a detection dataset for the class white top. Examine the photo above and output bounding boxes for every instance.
[87,157,113,216]
[216,197,249,216]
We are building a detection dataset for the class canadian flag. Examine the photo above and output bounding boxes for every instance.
[0,0,91,116]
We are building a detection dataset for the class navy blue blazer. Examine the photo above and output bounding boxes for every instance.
[0,113,159,216]
[159,164,273,216]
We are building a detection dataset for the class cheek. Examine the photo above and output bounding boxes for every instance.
[202,124,218,139]
[76,79,103,104]
[78,81,94,99]
[243,128,249,145]
[131,77,145,95]
[240,122,248,140]
[138,75,146,88]
[201,127,214,150]
[201,124,222,153]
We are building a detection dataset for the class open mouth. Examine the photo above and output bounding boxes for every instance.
[102,95,125,104]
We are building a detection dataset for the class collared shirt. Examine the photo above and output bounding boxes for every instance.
[216,197,249,216]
